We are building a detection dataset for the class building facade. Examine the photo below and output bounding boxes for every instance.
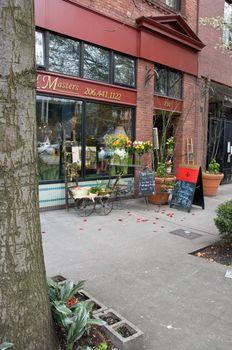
[198,0,232,183]
[35,0,207,209]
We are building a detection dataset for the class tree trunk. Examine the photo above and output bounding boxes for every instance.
[0,1,58,349]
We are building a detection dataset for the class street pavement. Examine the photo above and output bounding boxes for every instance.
[41,183,232,350]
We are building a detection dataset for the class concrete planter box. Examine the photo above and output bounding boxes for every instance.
[95,309,144,350]
[76,289,107,314]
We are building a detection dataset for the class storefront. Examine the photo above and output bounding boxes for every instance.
[208,82,232,183]
[35,0,204,209]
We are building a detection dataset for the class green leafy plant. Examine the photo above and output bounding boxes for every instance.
[208,159,220,174]
[0,343,14,350]
[156,162,166,178]
[47,279,105,350]
[214,199,232,242]
[97,343,107,350]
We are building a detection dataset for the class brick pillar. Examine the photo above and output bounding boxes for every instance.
[134,59,154,195]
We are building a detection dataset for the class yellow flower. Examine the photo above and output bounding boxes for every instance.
[118,134,123,139]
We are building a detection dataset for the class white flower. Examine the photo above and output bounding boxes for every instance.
[114,148,127,159]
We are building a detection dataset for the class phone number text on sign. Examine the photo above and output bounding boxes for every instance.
[84,87,122,101]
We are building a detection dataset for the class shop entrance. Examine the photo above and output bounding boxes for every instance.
[207,117,232,183]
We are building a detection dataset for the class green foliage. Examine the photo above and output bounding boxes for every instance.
[97,343,108,350]
[47,279,105,350]
[166,136,174,152]
[208,159,220,174]
[214,200,232,242]
[0,343,14,350]
[156,162,166,178]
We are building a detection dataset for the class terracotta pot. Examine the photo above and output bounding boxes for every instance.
[202,172,224,196]
[148,176,175,205]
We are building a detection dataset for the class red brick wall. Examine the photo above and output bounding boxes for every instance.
[68,0,196,28]
[198,0,232,87]
[173,74,205,167]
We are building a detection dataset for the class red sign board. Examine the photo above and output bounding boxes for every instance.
[176,167,199,184]
[37,72,136,105]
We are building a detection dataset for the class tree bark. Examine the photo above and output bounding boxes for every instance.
[0,1,58,349]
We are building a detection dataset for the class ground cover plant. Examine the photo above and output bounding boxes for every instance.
[47,279,112,350]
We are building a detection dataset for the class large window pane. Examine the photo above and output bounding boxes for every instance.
[36,96,82,181]
[85,102,133,178]
[36,31,45,67]
[49,34,80,76]
[155,66,168,95]
[169,70,182,98]
[114,54,135,87]
[83,44,109,82]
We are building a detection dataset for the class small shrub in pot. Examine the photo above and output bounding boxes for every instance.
[214,199,232,242]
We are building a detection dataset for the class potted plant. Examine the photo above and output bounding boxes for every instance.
[148,162,175,205]
[202,159,224,196]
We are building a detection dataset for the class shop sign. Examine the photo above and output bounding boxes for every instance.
[223,94,232,108]
[154,95,183,113]
[36,73,136,104]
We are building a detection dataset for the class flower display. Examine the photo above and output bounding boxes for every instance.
[105,133,128,151]
[114,148,127,160]
[133,140,153,156]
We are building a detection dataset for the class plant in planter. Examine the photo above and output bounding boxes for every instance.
[214,199,232,242]
[148,162,175,205]
[202,159,224,196]
[47,279,106,350]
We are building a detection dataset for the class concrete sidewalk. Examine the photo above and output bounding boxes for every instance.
[41,183,232,350]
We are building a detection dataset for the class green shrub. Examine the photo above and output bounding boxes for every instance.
[214,199,232,242]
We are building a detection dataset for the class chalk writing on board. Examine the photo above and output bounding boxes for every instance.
[170,180,195,211]
[139,170,155,196]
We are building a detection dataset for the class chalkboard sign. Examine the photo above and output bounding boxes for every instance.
[139,170,155,196]
[170,166,204,212]
[170,180,195,212]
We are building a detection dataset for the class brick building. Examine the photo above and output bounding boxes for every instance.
[35,0,219,209]
[198,0,232,183]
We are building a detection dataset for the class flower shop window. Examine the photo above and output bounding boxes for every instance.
[49,33,80,77]
[155,64,182,99]
[36,95,82,182]
[85,102,133,178]
[113,53,136,87]
[83,43,110,83]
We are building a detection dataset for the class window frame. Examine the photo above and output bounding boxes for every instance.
[165,0,181,12]
[36,29,136,89]
[36,93,135,184]
[223,0,232,49]
[35,31,45,68]
[154,64,183,100]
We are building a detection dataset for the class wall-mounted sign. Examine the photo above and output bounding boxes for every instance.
[223,94,232,108]
[37,72,136,105]
[154,95,183,113]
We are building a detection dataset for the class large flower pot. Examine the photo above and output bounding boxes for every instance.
[148,176,175,205]
[202,172,224,196]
